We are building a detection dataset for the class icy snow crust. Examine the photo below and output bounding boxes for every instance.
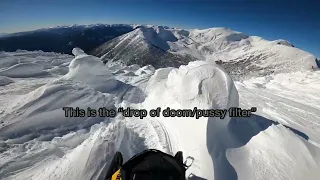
[0,49,320,180]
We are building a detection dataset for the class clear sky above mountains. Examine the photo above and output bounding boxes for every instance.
[0,0,319,57]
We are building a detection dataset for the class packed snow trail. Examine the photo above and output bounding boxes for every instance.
[0,49,320,180]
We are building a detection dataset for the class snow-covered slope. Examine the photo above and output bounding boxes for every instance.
[92,26,318,79]
[236,70,320,145]
[0,48,320,180]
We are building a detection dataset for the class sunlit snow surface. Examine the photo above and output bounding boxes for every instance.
[0,50,320,180]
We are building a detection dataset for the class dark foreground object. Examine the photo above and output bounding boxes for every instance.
[105,149,186,180]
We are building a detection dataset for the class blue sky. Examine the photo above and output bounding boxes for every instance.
[0,0,319,56]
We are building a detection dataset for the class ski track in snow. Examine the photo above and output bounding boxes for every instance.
[0,50,320,180]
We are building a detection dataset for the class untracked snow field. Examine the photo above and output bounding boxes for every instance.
[0,49,320,180]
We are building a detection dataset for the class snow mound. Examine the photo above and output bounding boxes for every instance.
[140,61,239,179]
[72,47,86,56]
[62,48,123,93]
[0,63,49,78]
[145,61,238,114]
[0,76,14,86]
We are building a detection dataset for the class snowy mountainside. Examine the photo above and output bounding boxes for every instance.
[92,26,318,79]
[0,49,320,180]
[91,26,195,68]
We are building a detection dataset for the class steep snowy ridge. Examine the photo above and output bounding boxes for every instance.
[92,26,318,79]
[92,26,194,68]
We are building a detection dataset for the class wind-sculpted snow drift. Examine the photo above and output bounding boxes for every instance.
[61,48,128,93]
[139,61,239,179]
[0,49,320,180]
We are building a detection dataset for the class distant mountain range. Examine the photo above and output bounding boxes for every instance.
[1,24,318,79]
[0,33,8,37]
[0,24,134,54]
